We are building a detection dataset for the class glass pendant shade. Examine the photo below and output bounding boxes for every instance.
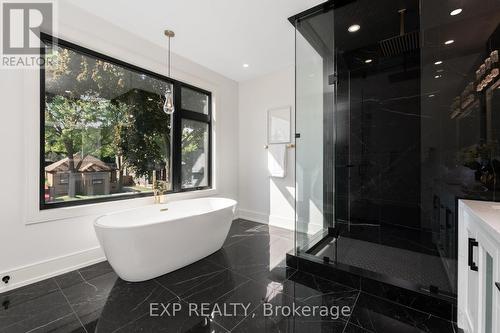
[163,89,174,115]
[163,30,175,115]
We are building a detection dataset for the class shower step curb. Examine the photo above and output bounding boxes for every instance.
[286,252,457,322]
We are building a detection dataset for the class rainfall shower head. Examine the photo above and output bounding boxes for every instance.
[379,9,419,57]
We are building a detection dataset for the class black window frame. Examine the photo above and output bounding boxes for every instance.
[39,33,212,210]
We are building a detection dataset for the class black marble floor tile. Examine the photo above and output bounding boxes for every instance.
[60,269,177,331]
[60,270,119,322]
[223,233,247,248]
[349,292,457,333]
[278,270,359,322]
[0,288,73,332]
[210,236,294,273]
[223,223,255,247]
[236,233,276,251]
[232,295,348,333]
[258,224,294,240]
[155,257,227,297]
[0,278,59,308]
[53,271,85,290]
[236,219,265,229]
[267,236,295,267]
[78,261,114,281]
[2,313,86,333]
[343,322,373,332]
[229,263,296,288]
[206,242,260,269]
[224,220,293,251]
[181,269,249,306]
[226,219,264,236]
[113,306,229,332]
[79,278,177,332]
[0,278,72,331]
[206,279,282,330]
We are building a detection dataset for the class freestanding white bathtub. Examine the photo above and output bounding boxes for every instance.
[94,197,237,282]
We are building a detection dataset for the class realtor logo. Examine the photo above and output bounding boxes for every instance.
[2,2,52,54]
[1,1,55,68]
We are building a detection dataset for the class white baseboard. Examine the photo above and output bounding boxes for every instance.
[238,208,322,234]
[0,247,105,294]
[238,208,270,225]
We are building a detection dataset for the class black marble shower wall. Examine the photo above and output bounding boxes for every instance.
[334,0,422,232]
[294,0,500,297]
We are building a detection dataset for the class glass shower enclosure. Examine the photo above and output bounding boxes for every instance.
[292,0,500,299]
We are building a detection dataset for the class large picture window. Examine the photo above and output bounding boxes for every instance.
[40,35,212,209]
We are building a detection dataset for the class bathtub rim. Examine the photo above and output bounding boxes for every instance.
[94,197,237,229]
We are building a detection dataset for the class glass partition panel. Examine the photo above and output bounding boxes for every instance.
[295,8,334,253]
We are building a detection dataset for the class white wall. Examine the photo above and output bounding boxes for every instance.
[0,2,238,292]
[238,66,295,230]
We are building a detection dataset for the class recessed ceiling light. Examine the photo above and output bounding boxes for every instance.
[64,90,71,93]
[348,24,360,33]
[436,69,444,73]
[243,63,249,68]
[365,59,372,63]
[435,75,441,79]
[428,94,435,97]
[444,40,454,45]
[434,61,443,65]
[450,8,462,16]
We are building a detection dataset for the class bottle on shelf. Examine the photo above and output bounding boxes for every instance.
[491,50,499,78]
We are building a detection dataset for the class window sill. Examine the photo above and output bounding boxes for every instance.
[25,188,218,225]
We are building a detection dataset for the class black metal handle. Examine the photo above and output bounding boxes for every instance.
[495,282,500,291]
[468,238,478,271]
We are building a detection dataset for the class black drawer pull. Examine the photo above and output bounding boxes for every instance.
[495,282,500,292]
[468,238,479,271]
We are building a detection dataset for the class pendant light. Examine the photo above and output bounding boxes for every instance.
[163,29,175,115]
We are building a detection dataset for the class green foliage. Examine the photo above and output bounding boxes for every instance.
[181,121,207,186]
[44,43,171,178]
[115,90,171,177]
[44,43,208,187]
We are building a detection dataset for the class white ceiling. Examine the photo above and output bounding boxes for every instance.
[65,0,325,82]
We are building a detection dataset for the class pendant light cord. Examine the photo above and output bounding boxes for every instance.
[168,36,171,77]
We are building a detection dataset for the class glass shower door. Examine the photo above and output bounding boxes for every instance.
[294,8,335,253]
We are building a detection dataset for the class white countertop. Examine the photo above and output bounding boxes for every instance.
[461,199,500,239]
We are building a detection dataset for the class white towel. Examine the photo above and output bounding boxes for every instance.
[268,144,287,178]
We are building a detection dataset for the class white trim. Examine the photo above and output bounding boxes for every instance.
[0,247,105,294]
[25,188,218,225]
[238,208,269,225]
[237,208,323,234]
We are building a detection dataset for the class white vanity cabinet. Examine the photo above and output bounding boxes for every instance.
[458,200,500,333]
